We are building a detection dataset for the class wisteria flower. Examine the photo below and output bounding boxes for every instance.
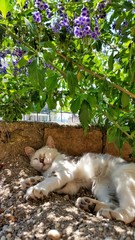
[74,26,83,38]
[32,11,42,23]
[81,7,89,17]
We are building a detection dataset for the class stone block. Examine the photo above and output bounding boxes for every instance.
[45,125,102,156]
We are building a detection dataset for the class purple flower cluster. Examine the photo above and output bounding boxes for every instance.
[23,1,28,9]
[44,62,54,70]
[0,64,7,74]
[32,11,42,23]
[0,48,26,76]
[12,49,23,58]
[34,0,52,19]
[51,5,70,33]
[96,1,106,19]
[74,7,100,39]
[32,2,101,40]
[0,50,10,74]
[74,7,90,38]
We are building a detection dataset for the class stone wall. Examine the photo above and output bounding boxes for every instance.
[0,121,133,162]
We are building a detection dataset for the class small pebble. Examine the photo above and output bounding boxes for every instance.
[64,195,69,200]
[48,229,61,240]
[1,236,6,240]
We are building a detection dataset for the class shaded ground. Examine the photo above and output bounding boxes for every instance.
[0,155,135,240]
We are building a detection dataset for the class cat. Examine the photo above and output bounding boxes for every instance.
[22,136,135,224]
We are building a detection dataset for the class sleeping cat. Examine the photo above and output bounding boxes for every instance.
[22,136,135,224]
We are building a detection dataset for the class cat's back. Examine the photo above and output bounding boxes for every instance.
[112,160,135,178]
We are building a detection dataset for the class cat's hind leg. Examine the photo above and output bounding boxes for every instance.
[21,176,45,190]
[101,165,135,224]
[76,197,113,213]
[76,198,134,224]
[98,207,135,224]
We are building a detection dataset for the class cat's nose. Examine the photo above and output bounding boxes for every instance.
[39,153,45,163]
[40,158,44,163]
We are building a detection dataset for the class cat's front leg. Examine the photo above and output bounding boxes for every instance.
[25,170,75,200]
[21,176,45,190]
[26,184,48,200]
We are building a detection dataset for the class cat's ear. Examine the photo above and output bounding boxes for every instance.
[46,136,55,148]
[25,146,35,158]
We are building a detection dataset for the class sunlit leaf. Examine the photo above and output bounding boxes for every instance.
[16,0,26,7]
[121,93,129,108]
[0,0,12,18]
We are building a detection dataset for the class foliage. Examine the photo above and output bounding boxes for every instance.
[0,0,135,151]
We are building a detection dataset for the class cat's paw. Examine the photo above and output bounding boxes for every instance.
[21,176,45,190]
[97,208,112,219]
[97,208,124,222]
[25,186,48,200]
[75,197,96,212]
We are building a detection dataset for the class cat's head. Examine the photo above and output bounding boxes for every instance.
[25,136,59,172]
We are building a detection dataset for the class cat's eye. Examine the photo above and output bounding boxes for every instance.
[34,158,38,161]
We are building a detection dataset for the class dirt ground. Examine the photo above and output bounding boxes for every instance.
[0,154,135,240]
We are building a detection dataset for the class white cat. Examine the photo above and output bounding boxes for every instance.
[22,136,135,224]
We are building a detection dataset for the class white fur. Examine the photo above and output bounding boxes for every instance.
[23,136,135,224]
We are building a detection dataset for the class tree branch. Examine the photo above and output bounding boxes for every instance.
[57,51,135,99]
[1,24,36,54]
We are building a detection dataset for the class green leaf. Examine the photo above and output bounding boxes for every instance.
[115,16,125,30]
[0,0,12,18]
[16,0,26,7]
[131,140,135,157]
[108,53,114,71]
[28,60,45,88]
[70,96,81,114]
[107,127,123,152]
[131,26,135,37]
[107,108,116,121]
[45,74,58,93]
[47,97,56,110]
[87,95,97,108]
[43,46,55,62]
[114,129,124,152]
[121,93,129,108]
[95,40,102,52]
[121,126,130,133]
[66,71,78,96]
[18,56,29,68]
[79,100,92,131]
[107,127,118,143]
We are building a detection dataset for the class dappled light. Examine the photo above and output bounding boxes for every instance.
[0,153,135,239]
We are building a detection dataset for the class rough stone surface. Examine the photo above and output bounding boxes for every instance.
[44,125,102,155]
[104,142,132,161]
[0,122,45,161]
[0,121,134,161]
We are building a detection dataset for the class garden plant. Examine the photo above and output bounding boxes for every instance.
[0,0,135,152]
